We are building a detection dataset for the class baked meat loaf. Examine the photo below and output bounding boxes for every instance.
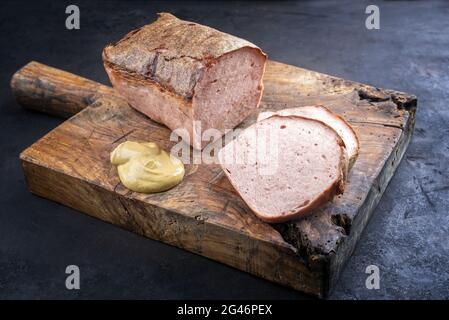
[258,105,359,167]
[103,13,267,149]
[218,115,347,223]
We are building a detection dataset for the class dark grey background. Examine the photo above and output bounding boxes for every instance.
[0,0,448,299]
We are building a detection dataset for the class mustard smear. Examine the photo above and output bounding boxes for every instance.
[110,141,185,193]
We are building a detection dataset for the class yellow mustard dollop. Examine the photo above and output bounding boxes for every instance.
[110,141,185,193]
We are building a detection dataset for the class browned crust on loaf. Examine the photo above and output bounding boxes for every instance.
[102,12,267,101]
[103,60,193,118]
[315,105,360,167]
[339,145,349,190]
[219,115,347,224]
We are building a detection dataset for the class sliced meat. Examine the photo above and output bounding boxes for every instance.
[258,105,359,167]
[103,12,267,149]
[218,115,347,223]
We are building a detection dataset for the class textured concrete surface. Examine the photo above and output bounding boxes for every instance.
[0,0,448,299]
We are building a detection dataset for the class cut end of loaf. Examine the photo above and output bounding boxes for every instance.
[192,46,266,132]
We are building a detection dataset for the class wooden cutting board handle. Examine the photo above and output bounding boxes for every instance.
[10,61,117,118]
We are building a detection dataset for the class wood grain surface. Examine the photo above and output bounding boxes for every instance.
[15,61,416,297]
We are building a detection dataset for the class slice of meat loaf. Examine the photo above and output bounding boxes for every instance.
[258,105,359,167]
[103,13,267,149]
[218,115,347,223]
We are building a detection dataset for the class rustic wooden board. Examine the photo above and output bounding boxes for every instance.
[18,61,416,297]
